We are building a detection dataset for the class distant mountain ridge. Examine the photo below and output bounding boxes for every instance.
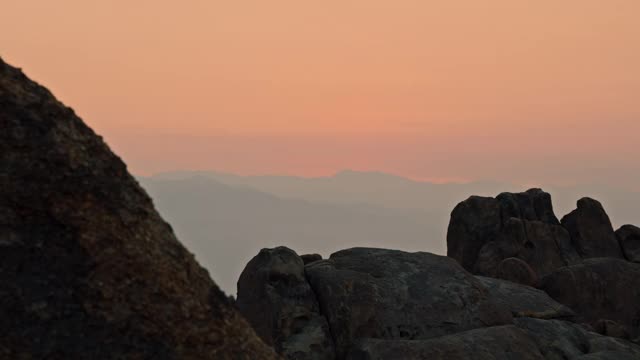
[141,171,640,295]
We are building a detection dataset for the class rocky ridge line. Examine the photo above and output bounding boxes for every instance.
[238,189,640,359]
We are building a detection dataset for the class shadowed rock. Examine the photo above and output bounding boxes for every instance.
[305,248,512,359]
[476,276,574,320]
[448,189,577,284]
[496,257,539,287]
[616,224,640,263]
[237,247,334,360]
[542,258,640,339]
[0,58,277,359]
[561,198,623,259]
[347,326,544,360]
[515,317,640,360]
[300,253,323,265]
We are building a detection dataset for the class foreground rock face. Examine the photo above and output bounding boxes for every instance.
[514,317,640,360]
[237,247,334,360]
[542,258,640,339]
[348,326,545,360]
[475,276,574,320]
[305,248,512,359]
[0,58,277,359]
[238,245,640,359]
[239,188,640,359]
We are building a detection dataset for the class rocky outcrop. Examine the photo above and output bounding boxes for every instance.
[447,189,578,284]
[542,258,640,338]
[616,224,640,263]
[305,248,512,359]
[238,243,640,359]
[448,189,640,340]
[235,188,640,359]
[237,247,334,360]
[0,58,277,359]
[561,198,624,259]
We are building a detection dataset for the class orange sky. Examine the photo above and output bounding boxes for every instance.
[2,1,639,187]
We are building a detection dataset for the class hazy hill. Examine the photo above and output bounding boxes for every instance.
[141,171,640,295]
[139,176,441,294]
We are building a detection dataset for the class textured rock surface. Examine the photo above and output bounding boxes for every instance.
[447,195,503,271]
[347,326,544,360]
[0,58,277,359]
[476,276,574,320]
[616,224,640,263]
[237,247,334,360]
[514,317,640,360]
[448,189,576,283]
[542,258,640,338]
[496,257,539,287]
[305,248,512,359]
[300,253,323,265]
[448,188,640,343]
[561,198,623,259]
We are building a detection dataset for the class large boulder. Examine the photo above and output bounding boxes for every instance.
[474,218,579,279]
[237,247,334,360]
[542,258,640,338]
[347,325,545,360]
[448,189,577,283]
[514,317,640,360]
[0,58,277,359]
[616,224,640,263]
[561,198,624,259]
[305,248,512,359]
[475,276,574,320]
[447,195,503,271]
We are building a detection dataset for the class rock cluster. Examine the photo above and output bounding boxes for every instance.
[0,58,277,359]
[238,189,640,359]
[448,189,640,339]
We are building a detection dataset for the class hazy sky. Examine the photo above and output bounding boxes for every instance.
[2,1,639,187]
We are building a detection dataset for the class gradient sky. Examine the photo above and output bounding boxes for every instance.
[2,1,639,187]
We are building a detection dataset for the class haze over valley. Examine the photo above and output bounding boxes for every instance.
[140,170,640,294]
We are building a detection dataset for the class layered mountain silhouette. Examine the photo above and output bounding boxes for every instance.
[141,171,640,294]
[0,58,277,359]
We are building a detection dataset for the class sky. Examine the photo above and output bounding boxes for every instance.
[2,1,639,188]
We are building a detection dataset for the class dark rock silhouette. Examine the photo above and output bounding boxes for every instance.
[448,189,578,284]
[616,224,640,263]
[348,325,545,360]
[448,189,640,339]
[0,58,278,359]
[561,198,624,259]
[300,253,323,265]
[496,257,539,287]
[239,189,640,359]
[542,258,640,339]
[514,317,640,360]
[475,276,574,320]
[237,247,334,360]
[304,248,512,359]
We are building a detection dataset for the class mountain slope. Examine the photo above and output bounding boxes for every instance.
[0,58,277,359]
